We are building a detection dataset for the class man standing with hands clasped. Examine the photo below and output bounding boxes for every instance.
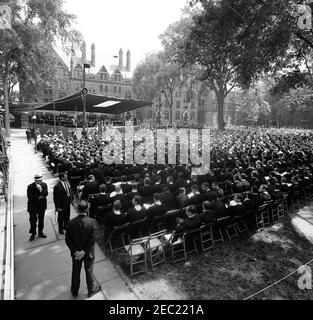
[65,200,101,298]
[27,174,48,241]
[53,172,72,234]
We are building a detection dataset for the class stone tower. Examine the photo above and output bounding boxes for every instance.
[91,43,95,67]
[126,49,131,72]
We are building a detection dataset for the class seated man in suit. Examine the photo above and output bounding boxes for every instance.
[139,177,154,200]
[104,200,129,238]
[82,175,100,200]
[160,186,177,210]
[126,183,140,206]
[146,193,167,220]
[89,184,111,219]
[152,175,164,194]
[110,184,129,210]
[174,205,202,234]
[186,184,203,206]
[176,187,188,208]
[210,193,228,219]
[199,200,215,224]
[127,195,147,223]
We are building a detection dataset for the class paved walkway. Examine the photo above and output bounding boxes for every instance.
[11,129,138,300]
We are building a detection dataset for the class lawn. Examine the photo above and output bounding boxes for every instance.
[96,208,313,300]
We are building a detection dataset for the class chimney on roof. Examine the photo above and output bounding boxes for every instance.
[81,41,86,62]
[119,48,123,70]
[91,43,95,67]
[126,49,131,72]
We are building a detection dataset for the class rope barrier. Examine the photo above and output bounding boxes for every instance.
[244,258,313,300]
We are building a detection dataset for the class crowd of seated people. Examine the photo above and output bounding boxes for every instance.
[36,126,313,242]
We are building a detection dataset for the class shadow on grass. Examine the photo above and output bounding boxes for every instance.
[96,214,313,300]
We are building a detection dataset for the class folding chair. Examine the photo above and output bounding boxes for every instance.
[163,209,182,229]
[183,228,200,257]
[164,231,186,264]
[255,204,270,233]
[233,211,251,234]
[270,200,282,224]
[199,223,214,252]
[129,217,148,239]
[282,194,289,216]
[225,219,239,241]
[147,229,167,270]
[124,236,149,277]
[148,214,165,234]
[291,191,301,213]
[212,216,230,244]
[105,222,131,254]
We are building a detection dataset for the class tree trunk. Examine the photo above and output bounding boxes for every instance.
[217,93,225,131]
[169,104,173,126]
[3,74,10,138]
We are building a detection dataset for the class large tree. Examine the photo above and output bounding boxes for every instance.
[161,0,308,130]
[0,0,81,137]
[132,51,191,125]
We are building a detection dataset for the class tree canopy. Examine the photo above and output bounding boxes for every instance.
[0,0,82,135]
[160,0,313,130]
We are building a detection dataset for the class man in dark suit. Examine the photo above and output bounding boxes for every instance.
[82,175,100,200]
[89,184,111,219]
[65,200,101,298]
[53,172,72,234]
[27,174,48,241]
[146,193,167,220]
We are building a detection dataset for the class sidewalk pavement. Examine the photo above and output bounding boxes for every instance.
[11,129,139,300]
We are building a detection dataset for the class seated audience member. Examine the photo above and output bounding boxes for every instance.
[126,183,140,204]
[152,175,164,194]
[127,195,147,223]
[104,200,129,232]
[212,182,224,198]
[174,205,202,233]
[110,185,128,210]
[146,193,167,220]
[242,192,257,213]
[271,183,284,200]
[89,184,111,219]
[210,193,228,219]
[259,184,272,202]
[228,194,244,217]
[201,182,216,201]
[139,177,154,199]
[232,174,245,194]
[82,175,100,200]
[160,186,177,210]
[166,176,176,194]
[199,200,215,224]
[176,187,188,208]
[280,177,291,193]
[187,184,203,205]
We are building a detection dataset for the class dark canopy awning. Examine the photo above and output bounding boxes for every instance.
[34,92,152,114]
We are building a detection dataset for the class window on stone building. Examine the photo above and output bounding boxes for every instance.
[176,100,181,109]
[164,111,169,120]
[175,111,180,120]
[191,111,195,120]
[105,86,108,93]
[119,87,122,94]
[100,84,103,92]
[114,87,117,94]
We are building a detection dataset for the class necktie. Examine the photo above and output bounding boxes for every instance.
[64,182,70,197]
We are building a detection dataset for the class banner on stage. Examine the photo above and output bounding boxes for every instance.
[0,4,12,30]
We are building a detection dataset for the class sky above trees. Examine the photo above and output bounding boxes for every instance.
[58,0,188,69]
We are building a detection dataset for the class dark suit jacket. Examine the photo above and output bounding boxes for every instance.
[53,181,71,211]
[27,182,48,212]
[65,215,97,258]
[82,181,100,200]
[146,203,167,220]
